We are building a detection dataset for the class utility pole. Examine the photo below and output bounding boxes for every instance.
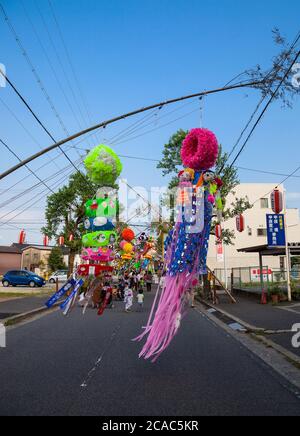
[283,189,292,302]
[0,79,262,181]
[223,242,228,290]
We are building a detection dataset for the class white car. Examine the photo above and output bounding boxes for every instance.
[49,270,68,284]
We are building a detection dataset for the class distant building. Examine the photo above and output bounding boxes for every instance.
[207,183,300,272]
[21,245,70,274]
[0,245,22,275]
[0,243,81,276]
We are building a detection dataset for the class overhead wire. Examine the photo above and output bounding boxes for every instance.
[225,31,300,170]
[0,161,83,228]
[20,0,94,151]
[47,0,101,144]
[0,2,83,172]
[0,137,55,193]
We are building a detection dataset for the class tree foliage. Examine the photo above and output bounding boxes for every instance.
[48,246,67,272]
[42,172,97,273]
[245,29,300,108]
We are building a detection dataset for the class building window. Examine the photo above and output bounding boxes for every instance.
[257,228,267,237]
[260,198,269,209]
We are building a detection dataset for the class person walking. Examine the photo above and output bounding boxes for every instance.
[137,289,144,311]
[145,271,152,292]
[124,284,134,312]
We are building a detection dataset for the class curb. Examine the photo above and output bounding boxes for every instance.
[3,303,59,327]
[196,297,300,367]
[197,297,265,333]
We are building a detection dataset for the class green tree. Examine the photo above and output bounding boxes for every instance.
[48,246,67,272]
[42,172,97,275]
[157,130,252,245]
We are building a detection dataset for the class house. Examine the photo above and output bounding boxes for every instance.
[0,243,81,276]
[21,245,70,275]
[0,245,22,275]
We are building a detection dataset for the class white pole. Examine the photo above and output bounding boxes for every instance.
[223,238,228,290]
[283,189,292,302]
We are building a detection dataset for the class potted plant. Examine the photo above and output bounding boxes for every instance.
[291,281,300,301]
[269,285,281,304]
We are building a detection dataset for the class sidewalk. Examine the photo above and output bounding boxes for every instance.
[0,288,54,322]
[202,293,300,359]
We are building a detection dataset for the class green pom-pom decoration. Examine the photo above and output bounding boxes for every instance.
[84,145,122,186]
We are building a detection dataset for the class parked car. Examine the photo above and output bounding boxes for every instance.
[2,270,46,288]
[48,270,68,284]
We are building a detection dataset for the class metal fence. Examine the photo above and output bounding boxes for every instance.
[214,266,300,291]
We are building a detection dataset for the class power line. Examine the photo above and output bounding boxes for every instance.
[47,0,100,144]
[107,108,160,145]
[20,0,93,153]
[112,107,201,146]
[0,94,61,171]
[251,164,300,207]
[0,79,263,181]
[229,47,300,168]
[0,157,84,220]
[237,166,300,179]
[72,149,300,183]
[34,0,97,146]
[0,68,81,176]
[0,162,83,227]
[221,31,300,172]
[0,2,83,173]
[0,137,55,193]
[0,128,101,198]
[0,156,83,209]
[107,98,198,146]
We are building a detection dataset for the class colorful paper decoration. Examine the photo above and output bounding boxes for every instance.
[236,214,245,233]
[271,189,283,214]
[82,230,117,248]
[215,223,222,239]
[18,230,26,244]
[84,144,122,186]
[135,128,222,361]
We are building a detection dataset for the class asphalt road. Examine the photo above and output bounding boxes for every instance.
[0,291,300,416]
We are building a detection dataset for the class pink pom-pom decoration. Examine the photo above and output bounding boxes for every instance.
[208,194,215,204]
[181,128,218,171]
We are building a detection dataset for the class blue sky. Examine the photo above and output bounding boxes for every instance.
[0,0,299,244]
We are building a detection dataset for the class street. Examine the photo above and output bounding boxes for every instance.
[0,291,300,416]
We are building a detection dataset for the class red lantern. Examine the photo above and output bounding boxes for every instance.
[215,224,222,240]
[271,189,283,214]
[43,235,49,246]
[18,230,26,244]
[236,214,245,233]
[68,234,74,242]
[58,236,65,246]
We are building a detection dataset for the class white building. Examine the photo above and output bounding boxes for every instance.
[207,183,300,272]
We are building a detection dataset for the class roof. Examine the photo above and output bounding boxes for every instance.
[0,245,22,254]
[237,243,300,256]
[21,245,70,255]
[10,243,70,255]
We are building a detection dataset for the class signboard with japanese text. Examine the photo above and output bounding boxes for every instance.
[216,241,224,263]
[266,214,286,247]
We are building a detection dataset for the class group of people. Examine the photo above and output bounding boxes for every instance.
[117,270,153,312]
[81,270,154,314]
